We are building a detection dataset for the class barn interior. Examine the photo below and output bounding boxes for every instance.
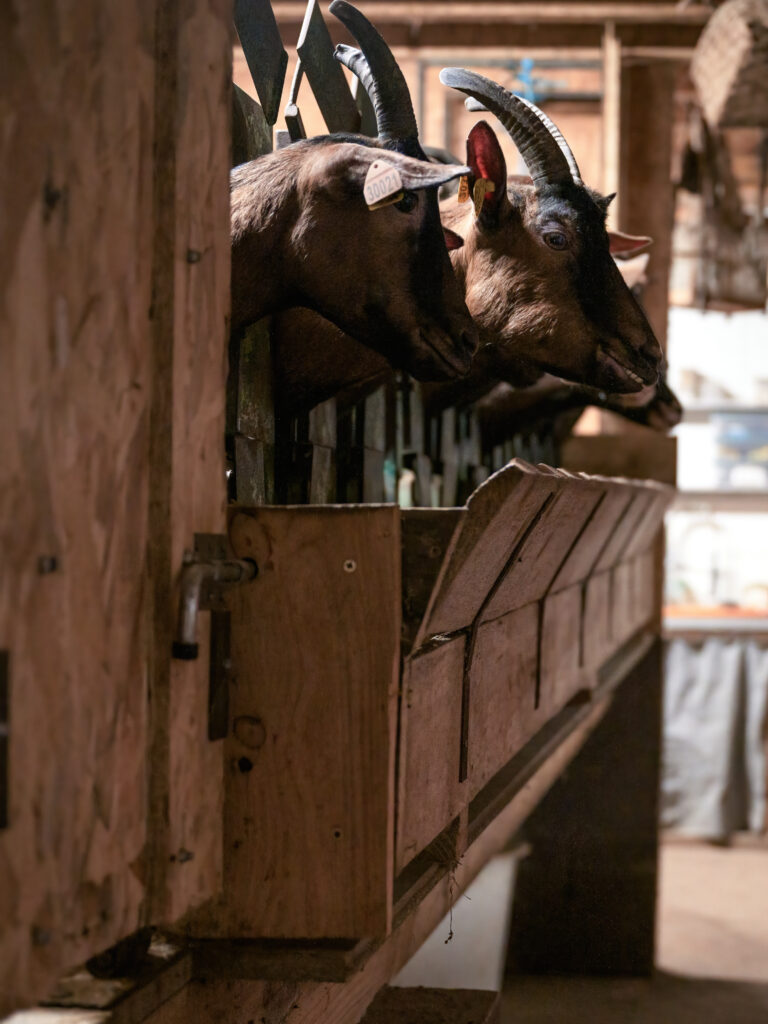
[2,1,768,1022]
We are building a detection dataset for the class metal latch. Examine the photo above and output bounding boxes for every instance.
[172,534,257,660]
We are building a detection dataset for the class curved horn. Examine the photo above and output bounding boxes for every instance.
[439,68,582,188]
[330,0,425,158]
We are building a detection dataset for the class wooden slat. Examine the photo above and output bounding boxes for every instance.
[548,482,635,592]
[219,506,400,939]
[592,487,653,572]
[480,475,605,622]
[161,0,232,926]
[401,509,465,652]
[232,85,271,166]
[467,603,540,799]
[539,585,589,717]
[396,638,467,872]
[297,0,361,133]
[413,462,557,646]
[234,0,287,125]
[583,571,613,668]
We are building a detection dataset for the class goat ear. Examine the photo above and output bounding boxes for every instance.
[443,226,464,250]
[466,121,507,228]
[394,156,473,193]
[608,231,653,258]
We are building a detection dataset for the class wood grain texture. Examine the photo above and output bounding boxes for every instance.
[221,506,400,939]
[164,0,232,927]
[467,604,540,799]
[0,2,156,1010]
[140,694,611,1024]
[414,462,556,645]
[480,477,605,622]
[396,639,467,873]
[548,484,635,592]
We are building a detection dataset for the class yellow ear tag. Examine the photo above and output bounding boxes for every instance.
[457,175,470,203]
[364,159,404,209]
[472,178,495,217]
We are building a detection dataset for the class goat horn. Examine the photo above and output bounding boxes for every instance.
[330,1,424,158]
[439,68,582,188]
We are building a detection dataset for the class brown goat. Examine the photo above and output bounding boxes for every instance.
[271,5,663,418]
[231,138,477,381]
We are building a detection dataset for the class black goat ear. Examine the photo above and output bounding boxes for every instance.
[466,121,507,228]
[602,192,617,209]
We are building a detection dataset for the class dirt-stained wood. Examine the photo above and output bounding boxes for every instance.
[219,506,400,940]
[0,2,157,1011]
[396,639,467,873]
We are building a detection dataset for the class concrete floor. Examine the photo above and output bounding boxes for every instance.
[502,837,768,1023]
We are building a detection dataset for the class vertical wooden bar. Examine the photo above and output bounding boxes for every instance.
[602,21,622,226]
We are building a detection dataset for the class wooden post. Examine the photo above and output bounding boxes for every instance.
[505,637,663,975]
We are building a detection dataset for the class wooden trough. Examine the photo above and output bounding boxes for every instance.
[191,460,672,951]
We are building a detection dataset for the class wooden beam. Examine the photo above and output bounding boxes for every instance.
[602,22,622,218]
[272,3,712,26]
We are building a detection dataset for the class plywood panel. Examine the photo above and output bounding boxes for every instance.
[396,638,467,872]
[467,604,540,799]
[222,507,400,939]
[0,2,157,1011]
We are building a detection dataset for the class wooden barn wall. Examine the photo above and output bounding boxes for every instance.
[0,0,232,1013]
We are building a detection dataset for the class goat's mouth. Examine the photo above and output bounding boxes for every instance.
[414,326,475,378]
[596,345,658,392]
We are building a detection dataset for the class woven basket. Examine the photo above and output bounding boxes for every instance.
[691,0,768,127]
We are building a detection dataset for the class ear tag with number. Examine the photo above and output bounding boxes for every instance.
[457,175,470,204]
[472,178,495,217]
[364,160,405,210]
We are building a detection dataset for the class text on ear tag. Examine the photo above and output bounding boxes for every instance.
[364,160,404,209]
[457,175,470,203]
[472,178,495,217]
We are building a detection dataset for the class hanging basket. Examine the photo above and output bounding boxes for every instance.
[691,0,768,128]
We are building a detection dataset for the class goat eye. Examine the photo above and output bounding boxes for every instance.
[395,191,418,213]
[543,231,568,250]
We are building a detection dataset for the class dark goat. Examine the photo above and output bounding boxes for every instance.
[231,137,477,381]
[477,375,682,454]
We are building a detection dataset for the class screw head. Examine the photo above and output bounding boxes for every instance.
[343,559,357,573]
